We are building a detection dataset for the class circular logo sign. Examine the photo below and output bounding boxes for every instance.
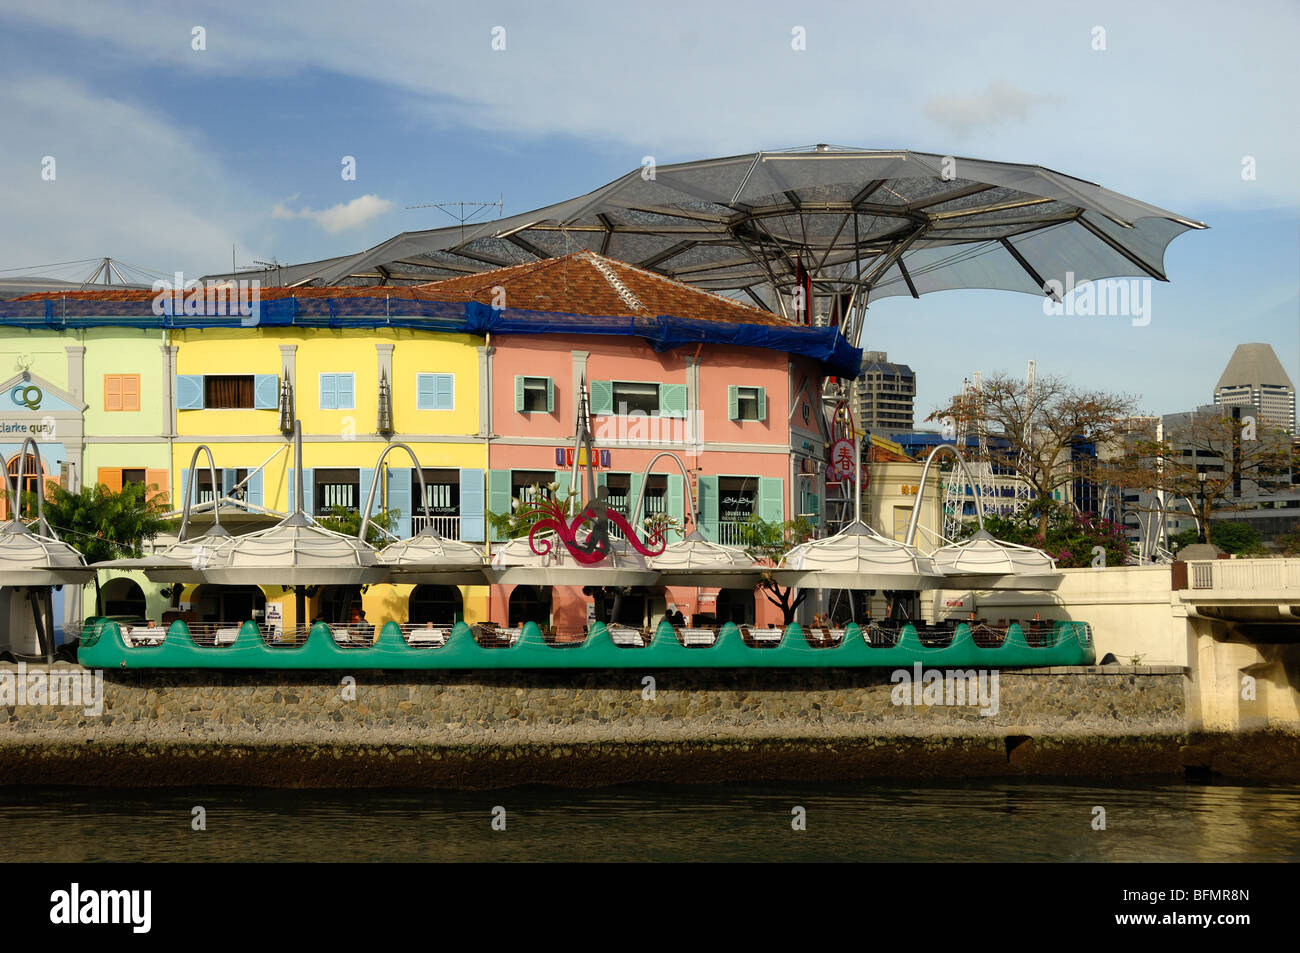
[10,384,42,410]
[829,437,856,483]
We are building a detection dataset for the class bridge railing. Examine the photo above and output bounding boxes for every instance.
[1185,558,1300,591]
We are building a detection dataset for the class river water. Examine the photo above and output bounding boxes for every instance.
[2,778,1298,862]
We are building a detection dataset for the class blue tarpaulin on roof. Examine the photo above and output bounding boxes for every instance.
[0,296,863,376]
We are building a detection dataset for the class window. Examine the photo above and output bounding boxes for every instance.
[512,469,555,504]
[414,469,460,514]
[204,375,255,409]
[718,477,756,521]
[643,475,667,515]
[728,385,767,422]
[315,468,360,513]
[176,374,278,410]
[104,374,141,412]
[612,381,660,416]
[417,373,454,410]
[516,376,554,413]
[319,373,355,410]
[589,380,686,417]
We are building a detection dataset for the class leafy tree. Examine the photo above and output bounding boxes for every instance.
[740,515,816,624]
[1113,407,1294,544]
[960,503,1130,569]
[930,372,1137,538]
[315,504,399,548]
[33,479,171,615]
[1276,531,1300,557]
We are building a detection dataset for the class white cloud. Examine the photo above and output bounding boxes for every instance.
[922,82,1054,135]
[272,195,395,234]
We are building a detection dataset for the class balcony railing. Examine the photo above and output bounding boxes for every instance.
[412,514,461,539]
[1187,558,1300,591]
[715,521,752,546]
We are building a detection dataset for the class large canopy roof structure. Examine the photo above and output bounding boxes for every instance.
[205,145,1206,347]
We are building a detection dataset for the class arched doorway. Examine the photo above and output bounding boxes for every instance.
[508,585,551,627]
[409,585,463,625]
[3,453,46,520]
[100,578,147,619]
[715,588,756,626]
[191,585,266,624]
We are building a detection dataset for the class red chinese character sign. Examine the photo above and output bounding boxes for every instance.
[829,437,856,484]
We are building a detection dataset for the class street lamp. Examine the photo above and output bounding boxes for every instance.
[1196,469,1208,544]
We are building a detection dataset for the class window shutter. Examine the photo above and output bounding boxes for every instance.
[545,378,555,413]
[246,469,263,507]
[589,380,613,415]
[359,467,377,520]
[387,467,412,539]
[97,467,122,493]
[254,374,278,409]
[122,375,140,411]
[104,376,122,412]
[176,375,204,410]
[660,383,687,418]
[553,471,572,509]
[728,385,739,421]
[435,374,454,409]
[514,376,525,412]
[337,373,355,410]
[222,468,236,498]
[487,469,511,541]
[459,468,485,542]
[416,374,436,410]
[627,473,644,523]
[756,387,767,422]
[697,475,718,540]
[320,374,337,410]
[668,475,685,530]
[758,477,784,523]
[181,468,191,509]
[144,468,169,506]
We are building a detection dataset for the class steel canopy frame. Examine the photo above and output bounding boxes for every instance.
[203,145,1207,349]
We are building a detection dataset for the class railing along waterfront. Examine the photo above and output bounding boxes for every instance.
[1186,558,1300,591]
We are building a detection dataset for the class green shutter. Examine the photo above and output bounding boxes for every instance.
[667,475,685,532]
[514,376,525,412]
[660,383,687,418]
[487,469,512,541]
[553,470,572,509]
[698,475,719,541]
[758,477,784,523]
[728,385,739,421]
[628,473,644,523]
[589,380,613,415]
[756,387,767,422]
[545,378,555,413]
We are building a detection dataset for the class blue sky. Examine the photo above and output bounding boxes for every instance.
[1,0,1296,421]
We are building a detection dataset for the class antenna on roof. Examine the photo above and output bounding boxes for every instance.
[405,197,504,247]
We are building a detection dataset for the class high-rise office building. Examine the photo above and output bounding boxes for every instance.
[1214,342,1295,434]
[856,351,915,433]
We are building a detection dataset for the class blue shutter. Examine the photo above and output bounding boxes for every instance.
[459,468,485,542]
[176,375,203,410]
[435,374,454,410]
[338,373,355,410]
[487,469,511,541]
[698,475,719,541]
[388,466,412,539]
[660,383,687,418]
[589,380,613,415]
[247,469,263,507]
[758,477,784,523]
[359,467,377,522]
[319,374,337,410]
[221,468,236,498]
[254,374,278,409]
[417,374,437,410]
[181,468,192,511]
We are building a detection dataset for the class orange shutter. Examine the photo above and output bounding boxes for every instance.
[97,467,123,492]
[122,375,141,412]
[104,375,122,411]
[144,468,169,505]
